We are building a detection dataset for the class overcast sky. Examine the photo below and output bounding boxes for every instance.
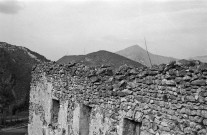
[0,0,206,60]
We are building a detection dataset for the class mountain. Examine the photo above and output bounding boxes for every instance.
[190,55,207,63]
[116,45,177,67]
[57,50,144,69]
[0,42,49,110]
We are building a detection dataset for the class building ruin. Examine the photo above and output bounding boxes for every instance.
[28,61,207,135]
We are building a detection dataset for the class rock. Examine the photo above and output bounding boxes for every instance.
[183,76,191,81]
[129,69,138,75]
[147,70,158,76]
[117,92,126,97]
[198,63,207,71]
[115,75,126,80]
[201,110,207,118]
[118,80,127,88]
[175,77,183,83]
[191,79,206,86]
[126,109,133,118]
[180,108,186,114]
[134,111,143,121]
[187,96,195,102]
[159,126,170,132]
[97,68,113,76]
[198,129,207,135]
[166,80,176,86]
[121,98,127,102]
[195,88,201,100]
[184,127,192,134]
[90,76,100,83]
[138,71,148,78]
[162,79,176,86]
[177,70,187,77]
[121,89,133,95]
[127,82,137,89]
[203,119,207,125]
[108,77,114,82]
[168,70,176,76]
[145,78,153,85]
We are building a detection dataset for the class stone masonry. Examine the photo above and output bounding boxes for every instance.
[28,61,207,135]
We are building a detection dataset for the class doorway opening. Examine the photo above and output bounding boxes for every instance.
[79,104,92,135]
[122,118,142,135]
[51,99,60,124]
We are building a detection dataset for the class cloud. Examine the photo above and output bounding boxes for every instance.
[0,0,23,14]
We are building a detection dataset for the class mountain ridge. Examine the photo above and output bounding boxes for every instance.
[57,50,144,69]
[190,55,207,63]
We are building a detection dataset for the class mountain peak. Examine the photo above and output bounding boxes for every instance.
[116,45,176,67]
[118,45,147,53]
[128,44,142,48]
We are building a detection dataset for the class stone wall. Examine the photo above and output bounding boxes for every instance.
[28,61,207,135]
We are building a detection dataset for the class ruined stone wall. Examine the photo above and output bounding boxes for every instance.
[28,61,207,135]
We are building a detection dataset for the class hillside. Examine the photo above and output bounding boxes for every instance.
[57,50,144,69]
[116,45,176,67]
[0,42,49,109]
[190,55,207,63]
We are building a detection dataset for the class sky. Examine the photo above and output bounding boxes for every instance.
[0,0,206,61]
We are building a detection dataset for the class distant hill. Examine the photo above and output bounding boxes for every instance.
[57,50,144,69]
[190,55,207,63]
[116,45,177,67]
[0,42,49,109]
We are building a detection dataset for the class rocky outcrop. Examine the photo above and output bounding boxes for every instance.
[29,60,207,135]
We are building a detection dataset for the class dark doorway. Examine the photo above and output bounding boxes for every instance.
[51,99,60,124]
[122,118,142,135]
[79,104,92,135]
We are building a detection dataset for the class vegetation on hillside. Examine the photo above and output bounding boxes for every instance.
[0,42,49,115]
